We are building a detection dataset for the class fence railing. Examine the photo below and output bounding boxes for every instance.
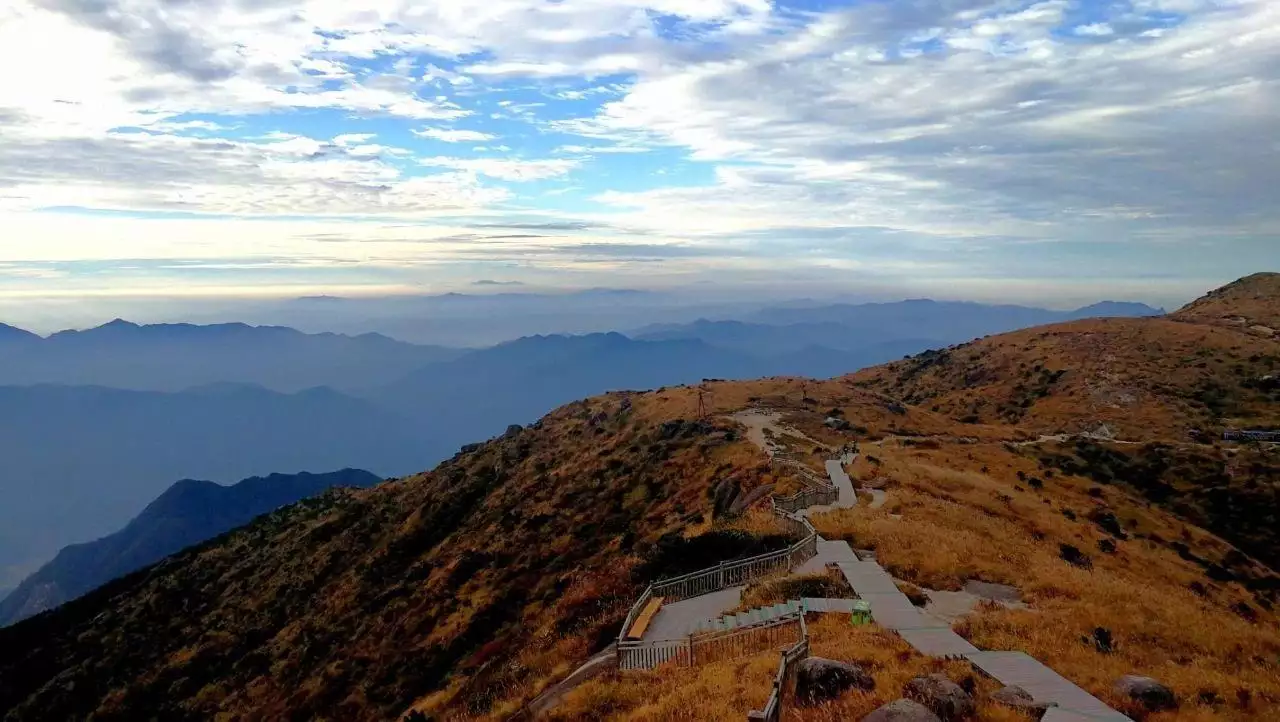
[748,615,811,722]
[616,509,819,665]
[619,613,805,671]
[772,485,839,514]
[615,447,842,669]
[618,638,692,670]
[771,457,828,489]
[691,613,804,666]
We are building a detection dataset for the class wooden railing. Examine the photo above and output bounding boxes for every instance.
[619,613,805,671]
[615,447,846,671]
[691,613,804,666]
[770,454,839,513]
[618,638,692,670]
[748,615,811,722]
[617,509,819,667]
[771,457,828,489]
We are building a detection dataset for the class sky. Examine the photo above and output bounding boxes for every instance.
[0,0,1276,320]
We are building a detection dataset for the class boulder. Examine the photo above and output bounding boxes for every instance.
[795,657,875,704]
[991,686,1056,719]
[862,699,941,722]
[1114,675,1177,712]
[905,673,974,720]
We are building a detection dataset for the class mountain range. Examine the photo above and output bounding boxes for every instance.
[0,469,380,627]
[0,320,459,393]
[0,275,1271,721]
[0,298,1164,599]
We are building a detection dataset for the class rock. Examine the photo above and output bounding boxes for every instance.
[1087,508,1129,539]
[1092,627,1115,653]
[1059,543,1093,569]
[728,483,774,515]
[992,686,1056,719]
[862,699,941,722]
[905,673,974,720]
[1114,675,1177,712]
[795,657,875,704]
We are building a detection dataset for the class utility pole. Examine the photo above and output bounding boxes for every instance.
[696,386,710,419]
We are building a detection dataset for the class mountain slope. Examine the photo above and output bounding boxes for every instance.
[367,332,772,434]
[0,320,459,392]
[0,384,435,592]
[1171,271,1279,333]
[850,274,1280,568]
[0,376,1275,721]
[0,469,381,627]
[0,277,1274,722]
[0,323,39,345]
[0,391,830,721]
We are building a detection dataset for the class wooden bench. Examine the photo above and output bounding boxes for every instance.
[625,596,665,640]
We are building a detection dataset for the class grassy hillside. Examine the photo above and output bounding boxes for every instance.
[1,276,1277,721]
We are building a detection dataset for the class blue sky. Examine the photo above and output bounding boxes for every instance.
[0,0,1276,319]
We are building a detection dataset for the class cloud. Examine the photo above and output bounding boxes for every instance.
[1074,22,1115,36]
[412,128,497,143]
[472,279,525,286]
[1,0,1277,303]
[418,157,580,181]
[566,0,1280,243]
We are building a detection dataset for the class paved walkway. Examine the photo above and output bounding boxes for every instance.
[966,652,1131,722]
[645,587,744,641]
[540,440,1130,722]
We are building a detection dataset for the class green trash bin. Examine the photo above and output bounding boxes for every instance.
[850,600,872,626]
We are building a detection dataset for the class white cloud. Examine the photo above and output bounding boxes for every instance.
[0,0,1277,301]
[412,127,497,143]
[418,157,580,181]
[1074,22,1115,36]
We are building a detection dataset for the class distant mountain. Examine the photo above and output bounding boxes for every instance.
[0,320,460,392]
[368,333,770,435]
[0,323,40,345]
[0,469,380,627]
[0,384,436,592]
[636,299,1165,360]
[1066,301,1168,319]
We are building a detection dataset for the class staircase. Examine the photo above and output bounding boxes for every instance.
[693,598,863,635]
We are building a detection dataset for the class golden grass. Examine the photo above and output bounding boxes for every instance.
[810,441,1280,721]
[547,615,1029,722]
[735,572,853,613]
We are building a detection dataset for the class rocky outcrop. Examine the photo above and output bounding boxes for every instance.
[991,685,1056,719]
[905,673,974,720]
[795,657,874,704]
[1114,675,1177,712]
[862,699,942,722]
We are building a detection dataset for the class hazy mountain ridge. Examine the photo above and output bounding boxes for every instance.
[0,469,381,627]
[636,299,1165,357]
[0,320,460,392]
[0,383,432,591]
[0,297,1173,614]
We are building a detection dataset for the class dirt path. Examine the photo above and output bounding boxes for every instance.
[731,409,825,456]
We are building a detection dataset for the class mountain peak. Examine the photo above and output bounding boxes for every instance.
[0,323,40,343]
[1173,272,1280,332]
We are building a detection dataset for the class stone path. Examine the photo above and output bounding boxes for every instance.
[966,652,1131,722]
[534,430,1131,722]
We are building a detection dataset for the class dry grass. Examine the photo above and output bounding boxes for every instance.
[810,441,1280,720]
[735,572,853,613]
[547,615,1027,722]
